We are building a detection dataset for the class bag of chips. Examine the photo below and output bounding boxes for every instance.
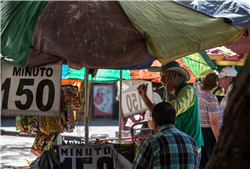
[28,116,40,133]
[16,115,28,130]
[61,86,81,111]
[40,116,63,135]
[60,111,69,132]
[19,128,29,135]
[31,132,59,156]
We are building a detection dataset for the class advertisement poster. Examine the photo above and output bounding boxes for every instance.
[93,85,113,116]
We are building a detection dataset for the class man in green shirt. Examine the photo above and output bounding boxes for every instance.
[137,61,204,161]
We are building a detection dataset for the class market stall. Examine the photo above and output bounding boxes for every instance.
[1,1,248,168]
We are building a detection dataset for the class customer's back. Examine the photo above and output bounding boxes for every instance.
[133,102,198,169]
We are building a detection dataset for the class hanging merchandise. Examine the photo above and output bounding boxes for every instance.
[16,115,28,131]
[60,111,75,133]
[31,133,59,156]
[19,128,29,135]
[60,112,69,132]
[39,116,63,135]
[28,116,40,133]
[61,86,81,111]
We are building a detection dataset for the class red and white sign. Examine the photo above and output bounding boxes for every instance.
[93,85,113,116]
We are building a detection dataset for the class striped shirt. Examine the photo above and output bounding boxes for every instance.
[133,124,198,169]
[197,90,224,128]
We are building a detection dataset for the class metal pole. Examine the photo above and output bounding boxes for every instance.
[118,70,122,144]
[85,67,89,144]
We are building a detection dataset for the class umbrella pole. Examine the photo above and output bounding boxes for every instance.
[85,67,89,144]
[118,70,123,144]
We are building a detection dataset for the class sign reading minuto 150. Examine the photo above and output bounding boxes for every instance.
[59,144,113,169]
[118,80,153,117]
[1,60,61,116]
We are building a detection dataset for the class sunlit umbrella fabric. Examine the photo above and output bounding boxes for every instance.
[118,1,247,65]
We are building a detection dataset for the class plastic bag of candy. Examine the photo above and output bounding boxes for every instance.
[28,116,40,133]
[31,132,59,156]
[61,86,81,111]
[16,115,28,130]
[40,116,63,135]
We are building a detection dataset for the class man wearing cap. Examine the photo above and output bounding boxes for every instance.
[218,67,238,109]
[137,61,204,159]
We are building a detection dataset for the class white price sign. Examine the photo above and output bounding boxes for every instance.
[118,80,153,117]
[1,60,62,116]
[59,144,114,169]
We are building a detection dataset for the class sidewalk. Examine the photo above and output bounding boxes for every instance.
[1,116,120,138]
[1,116,123,168]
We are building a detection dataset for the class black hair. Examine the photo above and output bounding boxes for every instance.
[152,82,162,88]
[152,102,176,126]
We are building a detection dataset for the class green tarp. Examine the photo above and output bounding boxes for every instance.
[65,68,131,82]
[183,52,215,78]
[1,1,48,68]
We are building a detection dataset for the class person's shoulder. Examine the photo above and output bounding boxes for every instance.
[178,84,194,93]
[198,91,217,101]
[177,84,195,98]
[174,128,196,140]
[175,133,197,147]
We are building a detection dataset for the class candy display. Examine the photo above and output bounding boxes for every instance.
[15,85,81,157]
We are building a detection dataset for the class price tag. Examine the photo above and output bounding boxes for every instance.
[118,80,153,117]
[1,60,62,116]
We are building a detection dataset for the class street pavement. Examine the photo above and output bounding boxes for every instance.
[0,116,124,168]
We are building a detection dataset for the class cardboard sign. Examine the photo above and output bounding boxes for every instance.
[59,144,114,169]
[1,60,62,116]
[118,80,153,117]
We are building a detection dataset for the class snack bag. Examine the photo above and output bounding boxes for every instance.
[60,111,69,132]
[31,133,59,156]
[40,116,63,135]
[19,128,29,135]
[66,111,75,132]
[16,115,28,130]
[61,86,81,111]
[28,116,40,133]
[31,133,48,156]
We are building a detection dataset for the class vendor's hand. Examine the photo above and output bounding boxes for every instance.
[137,83,148,98]
[165,72,181,92]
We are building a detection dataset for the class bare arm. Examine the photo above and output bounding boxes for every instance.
[141,95,155,115]
[137,83,155,115]
[209,113,220,141]
[147,120,153,130]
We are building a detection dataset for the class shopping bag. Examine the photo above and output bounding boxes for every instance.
[30,148,60,169]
